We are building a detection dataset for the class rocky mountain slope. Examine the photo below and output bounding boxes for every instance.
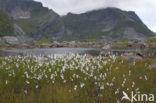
[0,0,65,40]
[0,8,34,46]
[0,0,154,42]
[62,8,154,40]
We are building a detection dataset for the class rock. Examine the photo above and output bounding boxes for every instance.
[69,41,76,44]
[0,36,34,46]
[16,35,35,45]
[2,36,20,46]
[130,55,143,62]
[122,27,146,39]
[51,42,61,47]
[127,38,149,48]
[53,41,59,44]
[39,43,52,48]
[0,23,34,46]
[122,52,143,62]
[102,45,111,50]
[100,45,112,56]
[14,24,25,35]
[14,23,35,45]
[149,64,156,70]
[0,0,65,40]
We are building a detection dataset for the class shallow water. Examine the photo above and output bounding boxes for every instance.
[0,48,101,56]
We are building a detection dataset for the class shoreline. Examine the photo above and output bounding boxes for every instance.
[0,43,107,51]
[0,42,156,51]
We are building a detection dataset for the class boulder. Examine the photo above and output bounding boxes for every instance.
[100,45,112,56]
[149,64,156,70]
[102,45,111,50]
[39,43,52,48]
[127,38,149,48]
[0,36,34,46]
[0,35,35,46]
[2,36,20,46]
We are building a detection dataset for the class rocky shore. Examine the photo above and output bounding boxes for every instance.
[0,43,106,50]
[0,40,156,50]
[0,36,156,59]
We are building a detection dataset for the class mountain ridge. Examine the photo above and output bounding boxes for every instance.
[0,0,154,41]
[0,0,65,40]
[62,7,154,40]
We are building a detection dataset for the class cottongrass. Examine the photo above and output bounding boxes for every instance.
[0,54,155,103]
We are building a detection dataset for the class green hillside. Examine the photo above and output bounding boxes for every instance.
[0,9,14,36]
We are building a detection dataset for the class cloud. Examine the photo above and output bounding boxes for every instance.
[35,0,156,32]
[150,27,156,33]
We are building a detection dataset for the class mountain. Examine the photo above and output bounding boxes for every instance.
[62,8,154,40]
[0,9,34,46]
[0,0,154,41]
[0,0,65,40]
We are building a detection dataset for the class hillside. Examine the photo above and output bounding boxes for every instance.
[0,0,65,40]
[0,8,34,46]
[0,9,14,36]
[0,0,154,41]
[62,8,154,40]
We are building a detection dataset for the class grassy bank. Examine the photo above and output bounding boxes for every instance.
[147,38,156,43]
[0,55,156,103]
[79,39,96,43]
[37,39,53,44]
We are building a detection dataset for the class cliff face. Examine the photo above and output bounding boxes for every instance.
[62,8,154,40]
[0,0,36,19]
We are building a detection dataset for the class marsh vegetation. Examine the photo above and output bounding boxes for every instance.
[0,54,155,103]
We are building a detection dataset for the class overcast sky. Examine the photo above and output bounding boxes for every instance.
[35,0,156,32]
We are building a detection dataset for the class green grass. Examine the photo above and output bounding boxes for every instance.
[37,39,53,44]
[0,55,155,103]
[114,39,130,43]
[79,39,96,42]
[147,38,156,43]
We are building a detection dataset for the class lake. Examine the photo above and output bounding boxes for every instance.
[0,48,101,56]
